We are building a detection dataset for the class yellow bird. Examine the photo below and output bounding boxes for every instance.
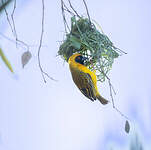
[68,53,108,105]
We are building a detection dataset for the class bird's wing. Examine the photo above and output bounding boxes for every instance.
[73,71,97,101]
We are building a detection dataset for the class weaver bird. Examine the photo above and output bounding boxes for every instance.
[68,53,108,105]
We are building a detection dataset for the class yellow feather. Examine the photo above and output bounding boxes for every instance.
[68,53,108,105]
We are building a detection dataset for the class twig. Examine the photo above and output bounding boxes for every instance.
[2,0,14,33]
[92,59,128,119]
[0,32,48,50]
[10,0,29,50]
[38,0,56,83]
[113,46,127,55]
[2,0,29,51]
[17,39,29,51]
[103,72,116,95]
[11,0,18,47]
[63,2,74,16]
[82,0,91,23]
[61,0,70,33]
[108,79,129,120]
[99,66,129,120]
[68,0,80,18]
[0,32,16,44]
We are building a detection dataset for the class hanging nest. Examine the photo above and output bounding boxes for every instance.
[58,1,126,82]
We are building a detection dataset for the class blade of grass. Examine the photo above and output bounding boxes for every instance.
[0,47,14,73]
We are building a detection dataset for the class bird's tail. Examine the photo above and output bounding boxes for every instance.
[96,94,108,105]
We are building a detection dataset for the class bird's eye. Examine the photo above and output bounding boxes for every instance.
[77,56,81,60]
[75,56,83,64]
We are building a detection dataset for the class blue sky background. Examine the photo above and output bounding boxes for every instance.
[0,0,151,150]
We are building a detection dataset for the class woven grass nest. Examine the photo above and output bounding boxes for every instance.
[58,16,126,82]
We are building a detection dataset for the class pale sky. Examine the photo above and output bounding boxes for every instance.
[0,0,151,150]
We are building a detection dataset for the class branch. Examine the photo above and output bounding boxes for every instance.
[82,0,91,23]
[68,0,80,17]
[2,0,30,51]
[2,0,14,33]
[38,0,56,83]
[11,0,18,46]
[61,0,70,33]
[100,66,129,120]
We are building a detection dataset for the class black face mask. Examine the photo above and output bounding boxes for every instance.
[75,55,87,65]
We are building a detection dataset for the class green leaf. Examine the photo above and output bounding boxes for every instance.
[71,16,76,23]
[0,47,14,73]
[70,36,81,49]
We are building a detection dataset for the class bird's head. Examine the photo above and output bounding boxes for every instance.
[68,53,87,65]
